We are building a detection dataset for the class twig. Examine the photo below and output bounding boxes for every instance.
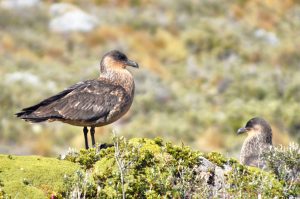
[113,133,126,199]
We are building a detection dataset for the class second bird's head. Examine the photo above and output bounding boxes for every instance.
[237,117,272,143]
[100,50,139,73]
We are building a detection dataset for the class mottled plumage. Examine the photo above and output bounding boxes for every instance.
[237,117,273,168]
[16,50,139,149]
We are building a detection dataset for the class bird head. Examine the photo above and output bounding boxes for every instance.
[100,50,139,73]
[237,117,272,143]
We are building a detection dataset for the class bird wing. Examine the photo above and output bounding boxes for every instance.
[16,80,129,123]
[52,81,128,122]
[15,81,86,119]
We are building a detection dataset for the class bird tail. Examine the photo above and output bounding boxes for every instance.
[16,111,63,123]
[15,110,48,123]
[15,85,74,123]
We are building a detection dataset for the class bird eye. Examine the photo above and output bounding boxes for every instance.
[113,52,127,61]
[118,54,127,60]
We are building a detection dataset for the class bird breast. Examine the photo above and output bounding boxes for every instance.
[93,69,135,125]
[240,134,271,167]
[100,69,135,96]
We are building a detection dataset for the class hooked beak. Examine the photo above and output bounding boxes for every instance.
[237,127,249,135]
[126,59,139,68]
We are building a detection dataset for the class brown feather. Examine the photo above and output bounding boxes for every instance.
[16,80,133,127]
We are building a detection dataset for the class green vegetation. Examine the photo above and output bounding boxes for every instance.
[61,137,296,198]
[93,137,203,198]
[262,143,300,197]
[0,137,299,198]
[61,148,101,169]
[0,154,80,199]
[226,165,283,198]
[203,152,228,168]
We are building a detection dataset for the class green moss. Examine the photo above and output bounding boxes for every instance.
[0,178,5,199]
[94,157,116,179]
[0,138,294,198]
[0,154,80,199]
[63,148,102,169]
[228,158,239,165]
[92,138,287,198]
[92,138,207,198]
[129,138,162,154]
[226,164,283,198]
[203,152,228,168]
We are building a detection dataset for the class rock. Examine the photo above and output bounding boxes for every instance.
[254,29,279,46]
[198,156,231,197]
[49,3,98,33]
[0,0,40,10]
[49,3,78,17]
[4,71,40,85]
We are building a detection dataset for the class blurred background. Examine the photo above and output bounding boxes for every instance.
[0,0,299,157]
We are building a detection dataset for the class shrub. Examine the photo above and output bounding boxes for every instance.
[61,137,289,198]
[262,143,300,197]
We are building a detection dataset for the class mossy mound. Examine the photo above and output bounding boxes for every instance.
[0,155,80,198]
[1,138,297,198]
[62,137,287,198]
[93,137,202,198]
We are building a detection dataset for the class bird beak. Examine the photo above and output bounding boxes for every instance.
[126,60,139,68]
[237,127,248,135]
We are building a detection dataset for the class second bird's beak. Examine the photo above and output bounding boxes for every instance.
[126,60,139,68]
[237,127,248,134]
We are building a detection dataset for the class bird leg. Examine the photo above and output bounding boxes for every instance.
[83,126,89,149]
[90,127,96,147]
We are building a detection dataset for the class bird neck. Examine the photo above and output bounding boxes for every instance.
[247,131,272,145]
[99,69,135,96]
